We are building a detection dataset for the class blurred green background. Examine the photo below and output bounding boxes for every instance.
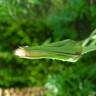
[0,0,96,95]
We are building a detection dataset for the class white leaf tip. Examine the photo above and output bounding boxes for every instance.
[14,48,27,57]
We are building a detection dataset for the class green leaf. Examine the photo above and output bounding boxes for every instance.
[15,39,82,62]
[15,29,96,62]
[82,29,96,54]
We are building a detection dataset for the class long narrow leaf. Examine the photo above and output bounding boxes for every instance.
[15,29,96,62]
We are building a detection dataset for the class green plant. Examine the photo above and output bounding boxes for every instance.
[0,2,96,96]
[15,29,96,62]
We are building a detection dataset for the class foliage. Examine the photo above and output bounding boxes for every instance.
[0,0,96,96]
[14,29,96,63]
[45,62,96,96]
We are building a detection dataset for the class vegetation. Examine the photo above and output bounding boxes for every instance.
[0,0,96,96]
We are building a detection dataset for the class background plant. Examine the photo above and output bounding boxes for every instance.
[0,0,96,96]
